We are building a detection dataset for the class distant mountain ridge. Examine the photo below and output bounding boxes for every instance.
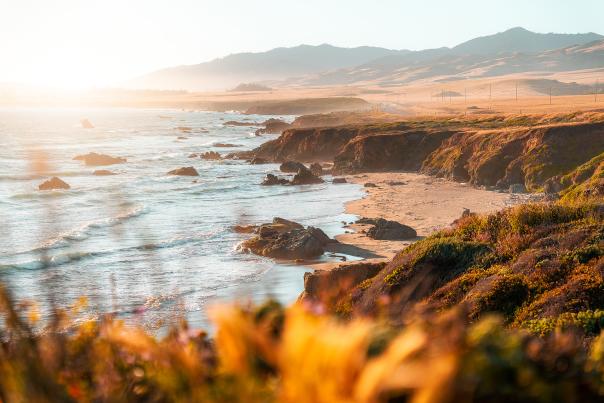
[127,28,603,91]
[451,27,602,55]
[128,44,405,91]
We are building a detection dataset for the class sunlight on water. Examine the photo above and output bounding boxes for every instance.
[0,107,363,328]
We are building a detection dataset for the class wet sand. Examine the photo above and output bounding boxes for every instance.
[311,172,536,270]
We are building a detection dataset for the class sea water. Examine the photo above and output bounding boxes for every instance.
[0,107,363,329]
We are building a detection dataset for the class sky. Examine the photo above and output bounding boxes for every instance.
[0,0,603,89]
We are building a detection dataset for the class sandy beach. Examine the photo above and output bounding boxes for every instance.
[313,172,536,270]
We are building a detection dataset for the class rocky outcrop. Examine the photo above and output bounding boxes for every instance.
[280,161,306,173]
[73,152,126,166]
[261,174,290,186]
[333,177,347,184]
[39,177,70,190]
[300,262,386,304]
[201,151,221,160]
[255,118,291,135]
[240,217,334,259]
[357,218,417,240]
[167,166,199,176]
[290,168,324,185]
[309,163,323,176]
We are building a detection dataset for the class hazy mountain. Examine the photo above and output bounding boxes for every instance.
[127,44,405,91]
[292,34,604,87]
[128,28,603,91]
[451,27,602,55]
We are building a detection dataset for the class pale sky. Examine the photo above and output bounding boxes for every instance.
[1,0,602,89]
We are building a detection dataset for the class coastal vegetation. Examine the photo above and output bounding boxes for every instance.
[5,110,604,401]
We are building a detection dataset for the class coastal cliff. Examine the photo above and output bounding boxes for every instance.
[247,112,604,192]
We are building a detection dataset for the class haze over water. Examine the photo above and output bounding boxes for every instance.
[0,108,362,328]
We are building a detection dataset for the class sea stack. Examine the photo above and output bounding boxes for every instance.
[38,177,70,190]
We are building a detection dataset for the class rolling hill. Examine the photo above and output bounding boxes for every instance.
[128,28,603,91]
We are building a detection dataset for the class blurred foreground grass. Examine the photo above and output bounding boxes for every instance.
[1,288,604,403]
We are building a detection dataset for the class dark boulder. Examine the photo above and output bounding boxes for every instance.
[332,177,347,184]
[73,152,126,166]
[261,174,290,186]
[280,161,306,173]
[167,166,199,176]
[241,217,333,259]
[357,218,417,240]
[309,162,324,176]
[39,177,70,190]
[364,182,377,188]
[291,168,324,185]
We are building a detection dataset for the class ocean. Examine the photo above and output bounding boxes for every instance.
[0,107,363,329]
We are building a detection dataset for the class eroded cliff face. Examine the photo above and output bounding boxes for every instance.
[249,117,604,191]
[421,123,604,191]
[332,130,456,173]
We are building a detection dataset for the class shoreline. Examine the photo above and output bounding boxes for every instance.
[308,171,538,271]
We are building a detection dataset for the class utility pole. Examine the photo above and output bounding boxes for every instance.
[489,83,492,110]
[596,79,599,103]
[549,87,552,105]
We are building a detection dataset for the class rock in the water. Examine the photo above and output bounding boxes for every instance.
[201,151,221,160]
[332,177,347,184]
[357,218,416,240]
[214,143,240,148]
[188,153,199,158]
[250,157,269,165]
[73,152,126,166]
[241,217,333,259]
[364,182,377,188]
[309,162,323,176]
[93,170,116,176]
[176,126,192,132]
[232,224,257,234]
[291,168,324,185]
[39,177,70,190]
[224,120,261,127]
[255,118,291,135]
[81,119,94,129]
[280,161,306,173]
[167,166,199,176]
[509,183,527,194]
[261,174,290,186]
